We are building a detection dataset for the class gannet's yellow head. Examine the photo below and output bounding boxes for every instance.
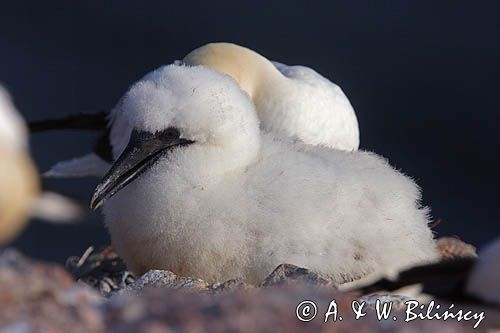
[183,42,281,101]
[0,87,39,244]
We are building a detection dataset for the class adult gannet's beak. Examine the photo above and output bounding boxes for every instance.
[90,128,193,210]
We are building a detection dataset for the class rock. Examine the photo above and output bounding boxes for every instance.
[261,263,338,288]
[123,270,209,294]
[106,284,349,332]
[436,237,477,259]
[117,263,338,298]
[0,249,104,333]
[210,279,251,294]
[105,283,485,332]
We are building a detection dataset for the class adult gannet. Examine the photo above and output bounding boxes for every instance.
[37,42,359,178]
[183,42,359,150]
[0,86,84,244]
[90,64,437,284]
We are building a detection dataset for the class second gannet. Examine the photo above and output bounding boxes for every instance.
[90,64,437,284]
[183,42,359,150]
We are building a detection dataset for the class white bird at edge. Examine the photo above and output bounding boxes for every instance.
[37,42,359,178]
[0,86,83,244]
[0,85,38,244]
[89,64,437,284]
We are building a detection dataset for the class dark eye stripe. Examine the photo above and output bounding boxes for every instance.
[130,127,181,145]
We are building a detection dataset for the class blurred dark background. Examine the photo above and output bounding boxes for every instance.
[0,1,498,263]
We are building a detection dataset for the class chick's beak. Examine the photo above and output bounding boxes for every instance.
[90,129,193,210]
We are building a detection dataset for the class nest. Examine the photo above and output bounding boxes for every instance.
[66,246,136,296]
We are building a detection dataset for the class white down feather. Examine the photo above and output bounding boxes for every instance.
[101,64,437,284]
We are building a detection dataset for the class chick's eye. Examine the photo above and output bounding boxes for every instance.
[159,127,180,141]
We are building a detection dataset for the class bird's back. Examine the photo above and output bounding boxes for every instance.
[264,61,360,150]
[244,136,436,282]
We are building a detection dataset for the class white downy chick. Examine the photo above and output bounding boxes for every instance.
[91,65,437,284]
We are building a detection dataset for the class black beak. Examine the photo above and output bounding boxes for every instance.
[90,128,193,210]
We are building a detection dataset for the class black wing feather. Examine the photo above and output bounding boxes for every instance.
[29,111,113,162]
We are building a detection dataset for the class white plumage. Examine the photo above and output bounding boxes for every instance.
[95,65,437,284]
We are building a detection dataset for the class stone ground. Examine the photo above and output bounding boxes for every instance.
[0,237,498,332]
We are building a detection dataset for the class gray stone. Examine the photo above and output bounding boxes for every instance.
[261,263,338,288]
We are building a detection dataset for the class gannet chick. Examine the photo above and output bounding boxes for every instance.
[183,42,359,150]
[0,86,39,244]
[90,64,437,284]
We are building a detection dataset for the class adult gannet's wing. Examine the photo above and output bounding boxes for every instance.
[271,61,353,104]
[28,111,108,132]
[29,112,113,178]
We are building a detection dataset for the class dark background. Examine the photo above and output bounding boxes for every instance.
[1,1,498,263]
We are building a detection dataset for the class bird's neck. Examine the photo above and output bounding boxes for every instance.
[165,139,260,190]
[183,43,284,109]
